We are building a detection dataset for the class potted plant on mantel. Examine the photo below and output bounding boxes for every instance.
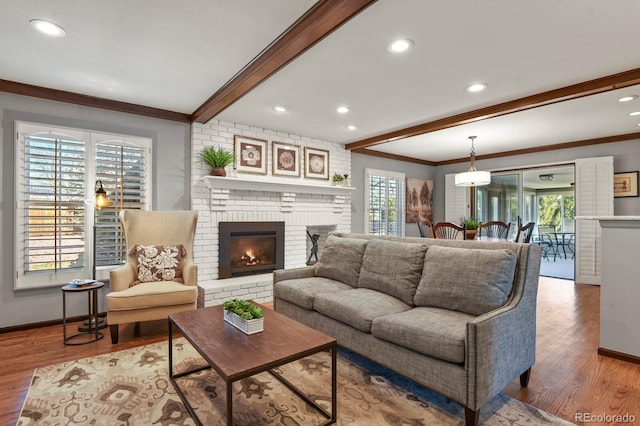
[461,218,479,240]
[223,299,264,334]
[200,146,235,177]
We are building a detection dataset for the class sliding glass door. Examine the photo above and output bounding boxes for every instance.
[476,173,520,240]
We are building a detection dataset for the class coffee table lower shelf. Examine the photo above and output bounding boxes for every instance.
[168,306,337,426]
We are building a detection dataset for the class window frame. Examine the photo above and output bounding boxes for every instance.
[15,121,152,290]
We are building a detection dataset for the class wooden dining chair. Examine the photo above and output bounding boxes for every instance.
[431,221,466,240]
[478,221,511,240]
[417,220,433,238]
[515,222,536,243]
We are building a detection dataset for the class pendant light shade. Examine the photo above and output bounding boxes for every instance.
[455,136,491,187]
[94,180,111,210]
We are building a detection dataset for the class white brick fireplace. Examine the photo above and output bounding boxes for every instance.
[191,120,352,307]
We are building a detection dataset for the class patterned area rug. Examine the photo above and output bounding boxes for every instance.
[18,338,574,425]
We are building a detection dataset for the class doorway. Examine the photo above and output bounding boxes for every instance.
[476,165,575,280]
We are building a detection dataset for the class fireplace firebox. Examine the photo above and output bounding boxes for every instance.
[219,222,285,278]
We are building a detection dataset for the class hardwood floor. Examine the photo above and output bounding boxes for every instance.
[2,277,639,425]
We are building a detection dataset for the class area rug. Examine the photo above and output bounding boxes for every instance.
[17,338,574,425]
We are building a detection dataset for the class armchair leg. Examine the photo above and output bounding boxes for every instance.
[520,367,532,387]
[465,407,480,426]
[110,325,119,344]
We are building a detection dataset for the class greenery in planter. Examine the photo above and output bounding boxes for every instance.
[461,218,479,230]
[332,172,345,183]
[223,299,263,320]
[200,146,235,169]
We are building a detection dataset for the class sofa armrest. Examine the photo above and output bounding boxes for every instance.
[273,266,316,283]
[464,244,541,410]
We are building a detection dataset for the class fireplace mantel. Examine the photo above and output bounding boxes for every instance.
[202,176,355,195]
[201,176,355,213]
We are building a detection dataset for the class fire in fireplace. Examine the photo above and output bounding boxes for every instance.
[219,221,284,278]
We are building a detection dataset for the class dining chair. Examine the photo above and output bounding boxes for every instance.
[478,221,511,240]
[431,221,466,240]
[535,224,558,261]
[417,220,433,238]
[515,222,536,243]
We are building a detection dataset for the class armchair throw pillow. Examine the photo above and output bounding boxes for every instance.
[130,244,185,287]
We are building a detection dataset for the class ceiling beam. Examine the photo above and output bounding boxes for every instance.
[356,132,640,166]
[191,0,377,124]
[346,67,640,151]
[0,79,191,123]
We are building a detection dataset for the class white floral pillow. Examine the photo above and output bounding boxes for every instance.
[130,244,185,287]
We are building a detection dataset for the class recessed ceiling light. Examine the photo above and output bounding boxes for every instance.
[273,105,288,112]
[30,19,66,37]
[347,125,357,131]
[387,39,414,53]
[618,95,637,102]
[466,83,487,93]
[629,111,640,116]
[337,106,349,114]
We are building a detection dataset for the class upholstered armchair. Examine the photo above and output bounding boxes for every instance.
[106,210,198,343]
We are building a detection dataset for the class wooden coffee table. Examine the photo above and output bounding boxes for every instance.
[168,303,337,425]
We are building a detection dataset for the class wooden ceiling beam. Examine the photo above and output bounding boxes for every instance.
[191,0,376,124]
[0,79,191,123]
[346,67,640,151]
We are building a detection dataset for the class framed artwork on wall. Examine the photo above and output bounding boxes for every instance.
[614,171,639,197]
[272,142,300,177]
[234,135,267,175]
[406,178,434,223]
[304,147,330,179]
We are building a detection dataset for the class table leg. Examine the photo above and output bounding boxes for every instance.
[62,292,67,342]
[331,343,337,423]
[226,379,233,426]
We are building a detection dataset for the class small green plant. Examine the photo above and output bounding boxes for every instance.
[223,299,263,320]
[461,218,479,230]
[200,146,235,168]
[332,173,345,183]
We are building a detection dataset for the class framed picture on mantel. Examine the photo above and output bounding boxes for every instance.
[272,142,300,177]
[614,171,638,197]
[304,147,329,180]
[234,135,267,175]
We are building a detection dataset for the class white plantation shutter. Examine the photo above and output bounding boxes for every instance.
[15,122,151,289]
[574,156,613,285]
[445,173,469,222]
[365,169,405,236]
[95,142,149,269]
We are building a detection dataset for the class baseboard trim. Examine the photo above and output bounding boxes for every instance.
[0,312,107,335]
[598,347,640,365]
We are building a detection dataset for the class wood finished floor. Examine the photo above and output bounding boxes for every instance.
[2,277,639,425]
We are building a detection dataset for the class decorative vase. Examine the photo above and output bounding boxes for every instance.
[466,230,477,240]
[223,310,264,335]
[210,167,226,177]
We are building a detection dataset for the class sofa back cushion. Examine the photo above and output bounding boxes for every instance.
[315,235,368,287]
[414,245,517,315]
[358,239,428,305]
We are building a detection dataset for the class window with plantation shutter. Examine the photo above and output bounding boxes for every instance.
[15,122,152,290]
[365,168,405,236]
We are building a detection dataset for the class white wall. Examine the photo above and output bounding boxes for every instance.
[0,93,191,328]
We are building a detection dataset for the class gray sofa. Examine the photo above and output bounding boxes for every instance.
[273,232,542,426]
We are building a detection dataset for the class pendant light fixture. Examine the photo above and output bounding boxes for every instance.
[455,136,491,187]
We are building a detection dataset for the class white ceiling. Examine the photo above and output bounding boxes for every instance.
[2,0,639,163]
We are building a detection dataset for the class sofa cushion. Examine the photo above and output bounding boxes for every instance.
[314,288,411,333]
[107,281,196,311]
[315,235,368,287]
[371,307,473,363]
[274,277,353,310]
[358,239,428,305]
[414,245,517,315]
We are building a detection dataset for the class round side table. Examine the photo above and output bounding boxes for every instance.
[62,281,105,345]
